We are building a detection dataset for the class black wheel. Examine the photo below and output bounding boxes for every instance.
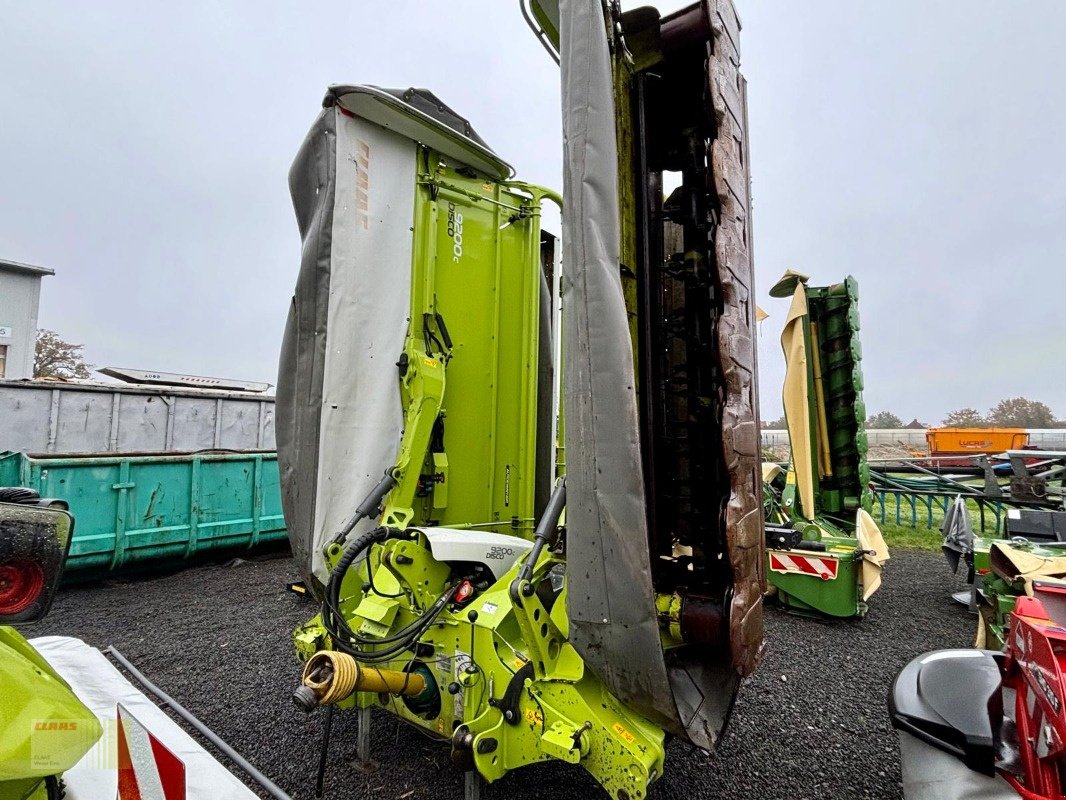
[0,487,41,505]
[46,775,65,800]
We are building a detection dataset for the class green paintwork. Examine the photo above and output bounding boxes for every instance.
[295,140,668,797]
[804,277,871,519]
[375,156,553,534]
[300,536,665,799]
[0,450,285,573]
[972,536,1055,651]
[979,571,1017,651]
[767,277,873,618]
[0,628,101,799]
[610,32,642,378]
[769,536,864,618]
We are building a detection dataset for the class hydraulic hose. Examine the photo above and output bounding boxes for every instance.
[325,585,457,662]
[329,472,398,546]
[322,526,458,662]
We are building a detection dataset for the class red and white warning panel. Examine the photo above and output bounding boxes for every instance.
[117,704,185,800]
[28,637,258,800]
[768,552,839,581]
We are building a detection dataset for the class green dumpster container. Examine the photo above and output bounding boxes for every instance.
[0,450,286,572]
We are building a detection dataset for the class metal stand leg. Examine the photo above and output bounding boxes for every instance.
[356,705,372,763]
[464,771,482,800]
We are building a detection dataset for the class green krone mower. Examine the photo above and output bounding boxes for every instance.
[763,271,890,618]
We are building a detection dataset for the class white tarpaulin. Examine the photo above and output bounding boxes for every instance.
[309,109,414,584]
[29,636,257,800]
[277,96,415,586]
[277,86,515,589]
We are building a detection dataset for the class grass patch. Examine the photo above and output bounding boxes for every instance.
[873,493,993,553]
[879,520,942,553]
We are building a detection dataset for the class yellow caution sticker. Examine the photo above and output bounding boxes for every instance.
[525,707,543,727]
[424,357,437,368]
[612,722,636,744]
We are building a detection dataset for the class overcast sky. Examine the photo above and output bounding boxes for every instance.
[1,1,1063,424]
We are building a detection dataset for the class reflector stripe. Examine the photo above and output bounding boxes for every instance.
[769,553,839,580]
[116,712,143,800]
[117,704,186,800]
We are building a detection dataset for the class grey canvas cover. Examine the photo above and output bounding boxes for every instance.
[278,86,525,588]
[276,103,337,588]
[942,494,974,573]
[558,0,761,751]
[558,0,679,729]
[277,90,425,587]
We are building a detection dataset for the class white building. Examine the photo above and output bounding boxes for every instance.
[0,258,54,379]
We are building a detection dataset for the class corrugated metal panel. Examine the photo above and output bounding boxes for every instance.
[0,450,286,572]
[0,381,275,453]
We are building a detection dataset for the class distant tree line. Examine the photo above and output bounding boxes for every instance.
[761,398,1063,429]
[941,398,1062,428]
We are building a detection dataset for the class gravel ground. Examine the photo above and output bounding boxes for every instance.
[32,548,973,800]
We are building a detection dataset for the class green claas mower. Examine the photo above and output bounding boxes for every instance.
[275,1,764,797]
[762,271,889,618]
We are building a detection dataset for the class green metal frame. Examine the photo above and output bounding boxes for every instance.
[375,156,558,534]
[767,276,876,618]
[803,277,871,520]
[298,538,665,798]
[294,139,669,796]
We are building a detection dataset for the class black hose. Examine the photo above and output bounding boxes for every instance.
[329,472,398,546]
[365,541,404,598]
[325,586,457,662]
[315,704,333,798]
[322,527,388,646]
[321,527,457,661]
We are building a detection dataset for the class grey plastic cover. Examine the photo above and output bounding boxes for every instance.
[897,732,1017,800]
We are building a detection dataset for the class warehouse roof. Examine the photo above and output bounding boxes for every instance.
[0,257,55,277]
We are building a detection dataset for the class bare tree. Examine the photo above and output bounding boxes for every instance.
[34,329,92,380]
[942,407,986,427]
[987,397,1057,428]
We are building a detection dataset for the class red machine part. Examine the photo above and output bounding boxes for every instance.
[454,580,474,605]
[1002,586,1066,798]
[0,559,46,616]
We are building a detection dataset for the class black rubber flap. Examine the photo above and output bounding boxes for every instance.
[1005,510,1066,543]
[889,649,1002,775]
